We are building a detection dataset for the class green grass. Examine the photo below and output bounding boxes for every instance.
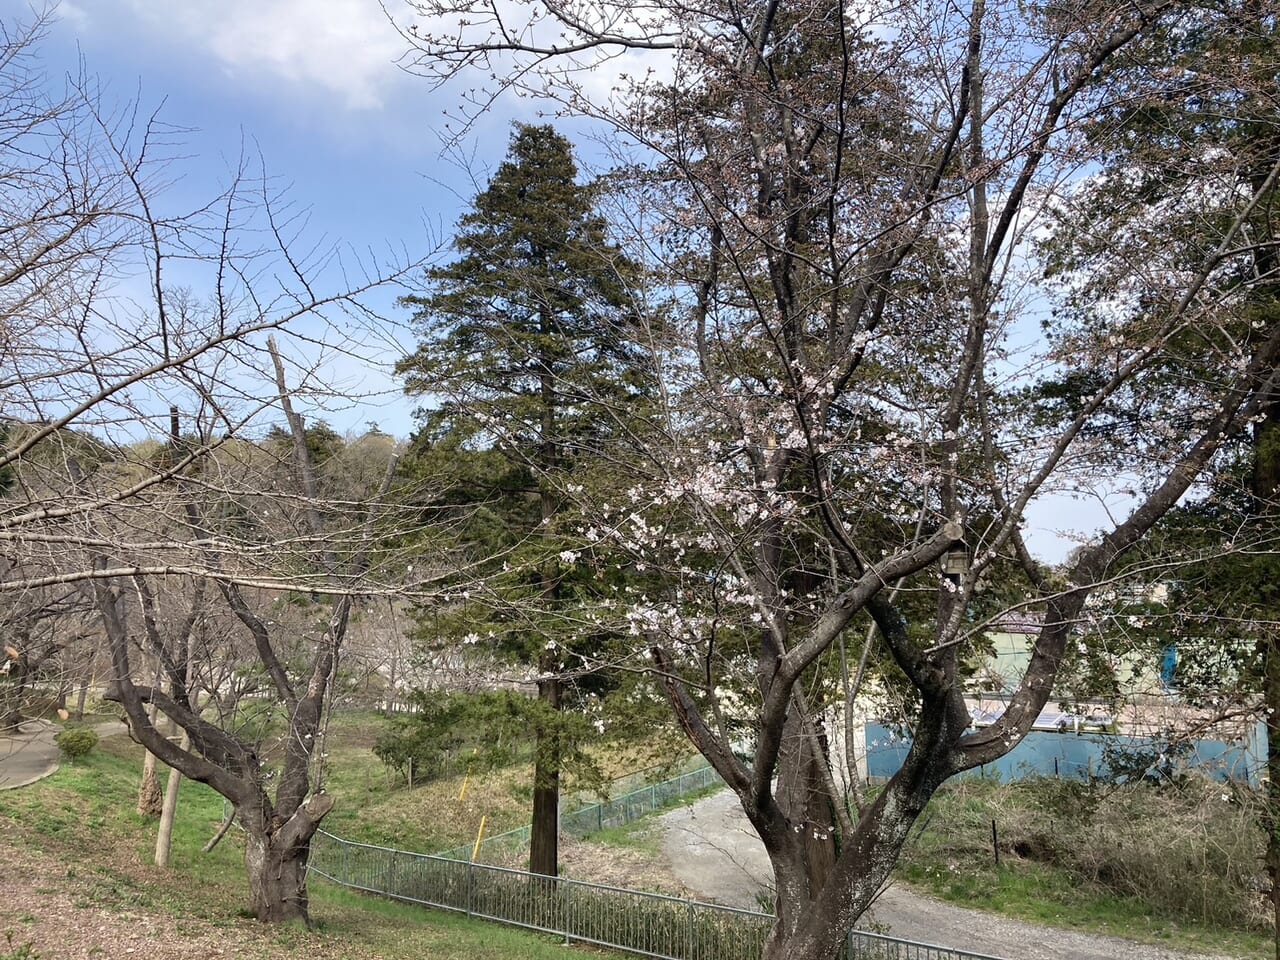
[589,817,665,855]
[0,730,610,960]
[317,710,703,855]
[897,776,1273,958]
[308,885,583,959]
[319,745,533,852]
[0,930,41,960]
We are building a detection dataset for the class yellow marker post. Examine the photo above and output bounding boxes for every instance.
[457,747,480,801]
[471,815,487,861]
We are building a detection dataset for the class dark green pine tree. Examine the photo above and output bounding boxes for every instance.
[398,123,645,877]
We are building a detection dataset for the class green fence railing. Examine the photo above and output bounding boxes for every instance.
[438,759,722,862]
[310,831,1008,960]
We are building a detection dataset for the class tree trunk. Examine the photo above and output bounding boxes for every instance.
[244,829,314,924]
[155,731,189,866]
[0,705,20,732]
[1252,365,1280,960]
[759,846,816,960]
[384,648,398,719]
[761,910,854,960]
[137,701,164,816]
[1,657,25,730]
[74,677,89,721]
[529,674,562,877]
[138,752,163,816]
[757,697,965,960]
[241,793,335,925]
[776,710,837,898]
[528,304,564,880]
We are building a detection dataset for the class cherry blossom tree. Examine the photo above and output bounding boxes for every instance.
[399,1,1280,957]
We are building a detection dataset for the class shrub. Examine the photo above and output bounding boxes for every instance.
[54,725,98,761]
[903,775,1269,930]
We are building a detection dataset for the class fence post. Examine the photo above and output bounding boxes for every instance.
[467,860,474,917]
[685,898,694,960]
[598,803,603,833]
[341,837,349,884]
[651,783,657,812]
[564,879,572,946]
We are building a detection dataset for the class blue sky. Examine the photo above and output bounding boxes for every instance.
[15,0,544,439]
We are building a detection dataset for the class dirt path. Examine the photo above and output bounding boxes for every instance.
[658,788,1250,960]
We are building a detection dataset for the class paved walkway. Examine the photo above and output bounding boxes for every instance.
[658,788,1248,960]
[0,717,128,789]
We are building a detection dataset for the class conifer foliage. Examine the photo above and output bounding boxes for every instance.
[399,124,643,877]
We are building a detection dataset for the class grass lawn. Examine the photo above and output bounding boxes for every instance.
[0,726,614,960]
[316,709,701,854]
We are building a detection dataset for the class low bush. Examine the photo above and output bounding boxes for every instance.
[53,725,99,761]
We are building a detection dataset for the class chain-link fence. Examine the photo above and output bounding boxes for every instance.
[439,760,723,862]
[563,763,723,837]
[309,831,1007,960]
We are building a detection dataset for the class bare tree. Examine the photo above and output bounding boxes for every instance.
[399,1,1280,958]
[88,372,400,921]
[0,11,420,924]
[0,561,95,729]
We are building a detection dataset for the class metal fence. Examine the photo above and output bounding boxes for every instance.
[563,763,723,837]
[309,831,1008,960]
[439,760,724,862]
[594,755,715,798]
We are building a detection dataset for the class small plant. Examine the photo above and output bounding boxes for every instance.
[54,725,98,761]
[0,930,40,960]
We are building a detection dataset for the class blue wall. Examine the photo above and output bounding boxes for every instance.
[864,722,1264,785]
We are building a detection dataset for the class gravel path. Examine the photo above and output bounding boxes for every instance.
[658,788,1249,960]
[0,717,128,788]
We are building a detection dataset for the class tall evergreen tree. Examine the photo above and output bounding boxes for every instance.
[398,123,644,877]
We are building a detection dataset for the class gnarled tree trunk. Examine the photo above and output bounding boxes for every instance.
[775,710,837,899]
[137,754,163,816]
[241,793,335,924]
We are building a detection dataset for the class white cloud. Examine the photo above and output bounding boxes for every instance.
[124,0,404,111]
[58,2,91,29]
